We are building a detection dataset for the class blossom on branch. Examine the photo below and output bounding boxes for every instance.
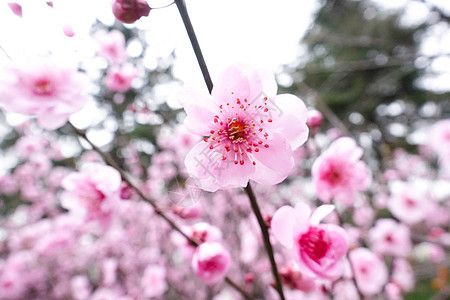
[271,203,348,280]
[179,64,309,192]
[312,137,371,206]
[0,57,89,130]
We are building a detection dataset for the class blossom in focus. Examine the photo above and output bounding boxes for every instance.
[312,137,370,205]
[0,57,89,130]
[271,203,348,280]
[368,219,412,257]
[179,65,309,192]
[104,64,138,92]
[349,247,388,297]
[112,0,151,24]
[96,30,127,64]
[191,242,231,285]
[61,163,122,226]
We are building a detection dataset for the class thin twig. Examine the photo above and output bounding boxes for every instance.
[68,123,252,300]
[174,1,285,298]
[245,184,285,300]
[174,0,213,93]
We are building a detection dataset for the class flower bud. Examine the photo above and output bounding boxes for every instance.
[307,109,323,128]
[112,0,151,24]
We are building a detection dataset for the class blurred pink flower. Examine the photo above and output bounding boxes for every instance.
[7,3,22,17]
[141,265,167,298]
[61,163,122,226]
[312,137,371,205]
[387,181,431,224]
[179,64,309,192]
[427,119,450,168]
[369,219,412,257]
[271,203,348,280]
[0,57,89,130]
[96,30,127,64]
[112,0,151,24]
[191,242,231,285]
[279,260,315,292]
[104,64,137,92]
[349,247,388,297]
[391,258,414,293]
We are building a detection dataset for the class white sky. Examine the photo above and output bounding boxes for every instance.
[1,0,450,92]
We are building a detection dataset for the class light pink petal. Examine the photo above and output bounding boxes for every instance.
[293,202,312,235]
[37,111,69,130]
[211,66,251,106]
[310,205,335,225]
[267,94,309,150]
[252,132,294,174]
[271,205,296,249]
[177,88,216,136]
[185,142,254,192]
[235,63,277,101]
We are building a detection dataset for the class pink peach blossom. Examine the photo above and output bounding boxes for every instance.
[279,260,315,292]
[61,163,122,226]
[191,242,231,285]
[141,265,167,298]
[0,57,89,130]
[271,203,348,280]
[387,181,432,224]
[349,247,388,296]
[179,64,309,192]
[312,137,371,205]
[104,64,138,92]
[369,218,412,257]
[96,30,127,64]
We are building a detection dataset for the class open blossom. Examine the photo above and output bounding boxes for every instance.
[61,163,122,226]
[369,218,412,257]
[312,137,370,205]
[387,181,431,224]
[191,242,231,285]
[349,248,388,297]
[141,265,168,298]
[179,65,309,192]
[96,30,127,64]
[271,203,348,280]
[104,64,138,92]
[0,57,89,130]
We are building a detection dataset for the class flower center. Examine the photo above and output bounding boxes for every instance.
[203,96,273,166]
[299,226,330,262]
[33,78,53,96]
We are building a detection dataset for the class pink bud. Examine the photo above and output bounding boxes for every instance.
[307,109,323,128]
[192,242,231,285]
[46,2,54,8]
[112,0,151,24]
[8,3,22,18]
[63,24,75,37]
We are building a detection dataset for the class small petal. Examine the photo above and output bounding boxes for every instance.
[271,205,296,249]
[310,205,335,225]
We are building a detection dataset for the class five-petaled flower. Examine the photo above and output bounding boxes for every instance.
[179,65,309,192]
[271,202,348,280]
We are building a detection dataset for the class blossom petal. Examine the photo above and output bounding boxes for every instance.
[271,205,296,249]
[252,132,294,175]
[177,88,217,136]
[293,202,312,235]
[267,94,309,150]
[185,142,254,192]
[211,66,250,106]
[310,205,335,225]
